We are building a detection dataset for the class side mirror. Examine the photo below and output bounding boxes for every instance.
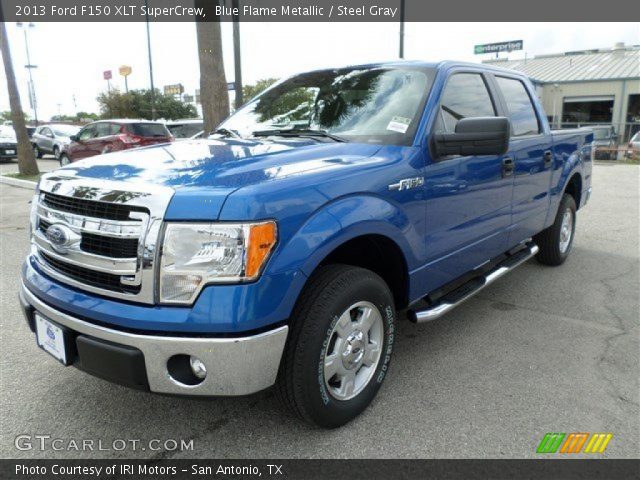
[69,135,78,142]
[434,117,511,157]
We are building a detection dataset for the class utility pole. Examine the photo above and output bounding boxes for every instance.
[144,0,157,120]
[0,19,39,175]
[17,22,38,126]
[399,0,405,59]
[232,0,243,108]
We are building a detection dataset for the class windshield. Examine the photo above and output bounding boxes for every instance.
[220,66,434,145]
[53,125,80,137]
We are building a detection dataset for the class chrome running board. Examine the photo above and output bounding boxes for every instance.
[407,243,539,323]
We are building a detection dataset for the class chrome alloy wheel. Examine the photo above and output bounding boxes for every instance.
[322,301,384,401]
[559,207,574,253]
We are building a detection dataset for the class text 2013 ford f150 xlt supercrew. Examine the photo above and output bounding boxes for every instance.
[20,61,592,428]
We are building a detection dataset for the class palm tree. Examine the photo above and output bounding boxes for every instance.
[195,3,230,134]
[0,19,39,176]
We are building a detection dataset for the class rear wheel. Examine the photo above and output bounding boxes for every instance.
[534,193,577,266]
[276,264,395,428]
[59,154,70,167]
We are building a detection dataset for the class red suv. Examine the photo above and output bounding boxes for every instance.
[60,119,173,166]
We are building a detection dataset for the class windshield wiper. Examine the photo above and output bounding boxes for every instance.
[211,128,242,138]
[252,128,347,143]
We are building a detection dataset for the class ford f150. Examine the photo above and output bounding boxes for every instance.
[20,61,593,428]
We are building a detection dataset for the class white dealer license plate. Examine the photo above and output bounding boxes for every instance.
[35,313,68,364]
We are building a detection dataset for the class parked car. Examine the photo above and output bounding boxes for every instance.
[59,120,173,166]
[0,126,17,161]
[32,124,80,161]
[591,125,618,160]
[625,131,640,160]
[20,61,593,428]
[26,126,37,140]
[164,119,204,139]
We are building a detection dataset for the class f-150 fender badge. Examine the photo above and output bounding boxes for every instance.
[388,177,424,191]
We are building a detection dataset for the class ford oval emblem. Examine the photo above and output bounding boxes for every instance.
[46,325,56,340]
[45,224,74,253]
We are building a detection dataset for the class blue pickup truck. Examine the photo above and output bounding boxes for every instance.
[20,61,592,428]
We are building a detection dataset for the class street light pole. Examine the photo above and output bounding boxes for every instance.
[232,0,243,109]
[399,0,405,59]
[144,0,157,120]
[17,22,38,126]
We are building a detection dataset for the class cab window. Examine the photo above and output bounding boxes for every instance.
[435,73,496,134]
[495,76,540,136]
[78,125,96,140]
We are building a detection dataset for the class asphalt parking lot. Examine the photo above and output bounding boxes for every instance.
[1,163,638,459]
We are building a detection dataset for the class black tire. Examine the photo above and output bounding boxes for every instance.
[534,193,577,266]
[276,264,396,428]
[53,146,60,160]
[59,154,71,167]
[33,144,43,158]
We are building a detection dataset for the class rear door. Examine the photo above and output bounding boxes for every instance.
[422,70,515,292]
[492,75,554,245]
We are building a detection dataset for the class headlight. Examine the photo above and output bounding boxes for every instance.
[159,221,277,304]
[29,194,39,237]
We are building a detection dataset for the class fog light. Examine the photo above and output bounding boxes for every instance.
[189,356,207,379]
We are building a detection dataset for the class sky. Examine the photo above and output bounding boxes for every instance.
[1,21,639,121]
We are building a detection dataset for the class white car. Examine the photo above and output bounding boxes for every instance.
[32,124,80,160]
[625,131,640,159]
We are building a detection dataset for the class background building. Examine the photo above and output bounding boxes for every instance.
[485,43,640,142]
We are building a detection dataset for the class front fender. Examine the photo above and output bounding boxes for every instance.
[269,194,418,277]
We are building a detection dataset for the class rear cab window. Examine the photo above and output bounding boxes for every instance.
[126,123,170,138]
[495,76,541,136]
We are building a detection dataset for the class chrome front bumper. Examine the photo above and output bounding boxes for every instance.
[20,283,288,396]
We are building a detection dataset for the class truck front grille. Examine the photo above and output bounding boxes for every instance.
[32,175,173,304]
[34,191,150,298]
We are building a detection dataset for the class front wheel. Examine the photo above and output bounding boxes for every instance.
[534,193,577,266]
[53,146,60,160]
[276,265,395,428]
[59,154,71,167]
[33,145,43,158]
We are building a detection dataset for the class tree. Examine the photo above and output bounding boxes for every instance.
[1,110,30,124]
[242,78,278,104]
[96,89,197,120]
[195,3,229,133]
[0,20,38,175]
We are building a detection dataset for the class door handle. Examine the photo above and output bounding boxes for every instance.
[543,150,553,167]
[502,156,515,177]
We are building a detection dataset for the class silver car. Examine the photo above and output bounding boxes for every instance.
[32,124,80,161]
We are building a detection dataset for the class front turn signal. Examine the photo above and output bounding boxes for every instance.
[245,221,277,279]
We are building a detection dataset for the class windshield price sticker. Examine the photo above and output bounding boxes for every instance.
[387,116,411,134]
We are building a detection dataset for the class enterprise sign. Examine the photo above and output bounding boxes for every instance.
[474,40,523,55]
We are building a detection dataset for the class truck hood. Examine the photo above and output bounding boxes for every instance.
[56,138,382,220]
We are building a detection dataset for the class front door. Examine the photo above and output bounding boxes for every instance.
[69,124,97,160]
[421,71,514,293]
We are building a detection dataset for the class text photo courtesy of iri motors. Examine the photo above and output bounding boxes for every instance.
[0,1,638,478]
